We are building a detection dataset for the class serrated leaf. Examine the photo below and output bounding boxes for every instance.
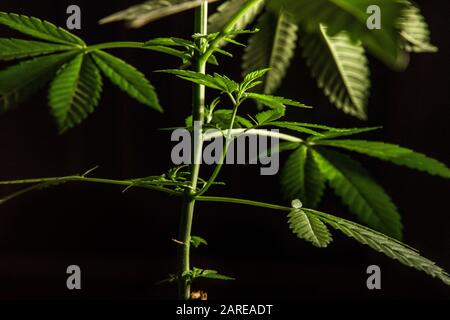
[281,145,325,207]
[300,25,370,119]
[100,0,220,28]
[0,12,84,46]
[309,126,381,141]
[247,92,308,109]
[312,148,402,239]
[0,38,73,61]
[49,54,103,132]
[255,106,285,124]
[0,51,78,113]
[288,208,332,247]
[399,3,437,53]
[268,122,323,136]
[92,50,161,112]
[269,0,408,69]
[316,140,450,179]
[242,10,298,95]
[208,0,265,33]
[158,69,224,91]
[307,208,450,286]
[208,109,252,129]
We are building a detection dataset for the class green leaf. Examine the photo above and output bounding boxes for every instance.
[0,12,85,46]
[0,38,73,61]
[309,126,381,141]
[281,145,325,207]
[49,54,103,133]
[190,236,208,248]
[206,109,252,129]
[208,0,265,33]
[316,140,450,178]
[194,268,235,281]
[255,106,285,124]
[99,0,221,28]
[158,69,224,91]
[242,10,298,95]
[312,148,402,239]
[269,0,408,69]
[247,92,309,109]
[92,50,161,112]
[144,37,195,48]
[240,68,271,93]
[300,25,370,119]
[288,208,332,247]
[0,51,78,113]
[399,3,437,53]
[268,122,323,136]
[307,208,450,286]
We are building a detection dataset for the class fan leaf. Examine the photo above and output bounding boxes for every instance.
[92,50,161,112]
[0,38,73,61]
[288,208,332,248]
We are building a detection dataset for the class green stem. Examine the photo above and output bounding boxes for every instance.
[197,196,291,212]
[177,0,208,300]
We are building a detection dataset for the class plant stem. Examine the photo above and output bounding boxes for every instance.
[197,196,291,212]
[177,0,208,300]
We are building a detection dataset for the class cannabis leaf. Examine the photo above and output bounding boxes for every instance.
[242,10,298,95]
[399,3,437,53]
[288,207,332,248]
[0,38,73,61]
[190,236,208,248]
[92,50,161,112]
[281,145,325,208]
[247,93,308,109]
[307,208,450,286]
[315,140,450,178]
[0,51,78,113]
[312,148,402,239]
[209,0,265,33]
[49,54,103,132]
[100,0,220,28]
[255,106,285,125]
[300,25,370,119]
[269,0,408,69]
[0,12,85,46]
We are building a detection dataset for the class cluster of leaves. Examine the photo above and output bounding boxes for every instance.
[0,12,162,133]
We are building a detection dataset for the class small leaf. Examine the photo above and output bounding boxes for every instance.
[92,50,161,112]
[288,208,332,248]
[190,236,208,248]
[197,269,235,281]
[255,106,285,124]
[309,127,381,141]
[316,140,450,179]
[0,12,85,46]
[247,92,309,109]
[157,69,224,91]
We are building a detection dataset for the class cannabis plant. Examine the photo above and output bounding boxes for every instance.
[0,0,449,299]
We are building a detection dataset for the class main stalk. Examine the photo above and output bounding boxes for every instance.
[177,0,208,300]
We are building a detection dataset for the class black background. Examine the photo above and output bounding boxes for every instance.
[0,0,448,300]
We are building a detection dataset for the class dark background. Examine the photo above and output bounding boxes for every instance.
[0,0,448,300]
